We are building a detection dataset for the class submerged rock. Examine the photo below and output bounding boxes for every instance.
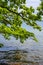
[0,62,40,65]
[0,63,9,65]
[0,49,43,65]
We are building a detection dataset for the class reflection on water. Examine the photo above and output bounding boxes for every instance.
[0,48,43,65]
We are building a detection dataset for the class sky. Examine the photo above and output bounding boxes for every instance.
[0,0,43,48]
[26,0,41,8]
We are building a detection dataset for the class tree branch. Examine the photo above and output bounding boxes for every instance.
[0,5,31,24]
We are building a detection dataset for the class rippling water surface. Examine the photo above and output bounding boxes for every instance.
[0,45,43,65]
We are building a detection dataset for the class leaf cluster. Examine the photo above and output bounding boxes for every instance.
[0,0,43,43]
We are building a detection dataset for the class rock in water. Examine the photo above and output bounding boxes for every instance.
[0,63,9,65]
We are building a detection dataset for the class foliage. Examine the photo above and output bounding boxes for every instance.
[0,43,4,47]
[0,0,43,43]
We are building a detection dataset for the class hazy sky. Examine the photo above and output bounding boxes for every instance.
[26,0,41,8]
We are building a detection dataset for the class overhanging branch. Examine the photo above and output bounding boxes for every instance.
[0,5,31,24]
